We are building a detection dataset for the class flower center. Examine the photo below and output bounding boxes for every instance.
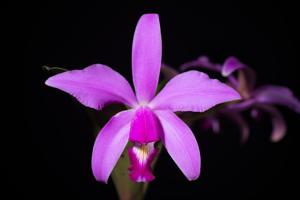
[128,107,162,182]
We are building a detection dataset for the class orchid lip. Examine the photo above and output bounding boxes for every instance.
[128,142,158,182]
[129,106,162,144]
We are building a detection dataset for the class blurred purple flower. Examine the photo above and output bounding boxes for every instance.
[177,56,300,142]
[45,14,240,183]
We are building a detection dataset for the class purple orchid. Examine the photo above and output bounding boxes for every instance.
[45,14,240,183]
[180,56,300,142]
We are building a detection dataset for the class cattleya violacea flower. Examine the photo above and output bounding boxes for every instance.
[45,14,240,183]
[180,56,300,142]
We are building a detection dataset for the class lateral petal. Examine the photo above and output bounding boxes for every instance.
[91,110,134,183]
[155,110,201,181]
[150,71,241,112]
[46,64,137,109]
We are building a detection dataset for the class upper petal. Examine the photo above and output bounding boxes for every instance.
[253,85,300,114]
[150,71,241,112]
[155,110,200,180]
[256,104,287,142]
[91,110,134,183]
[45,64,137,110]
[221,56,246,77]
[132,14,162,103]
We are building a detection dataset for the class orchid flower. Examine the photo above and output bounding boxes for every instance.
[179,56,300,142]
[45,14,240,183]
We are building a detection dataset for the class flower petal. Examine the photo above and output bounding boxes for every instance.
[224,111,250,143]
[155,110,200,181]
[129,107,162,144]
[91,110,134,183]
[150,71,241,112]
[221,56,246,77]
[257,104,287,142]
[200,117,220,134]
[225,99,255,111]
[132,14,162,102]
[180,55,222,72]
[45,64,137,110]
[253,85,300,113]
[237,66,257,95]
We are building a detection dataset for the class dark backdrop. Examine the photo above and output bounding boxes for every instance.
[21,1,299,200]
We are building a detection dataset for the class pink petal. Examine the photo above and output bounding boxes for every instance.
[129,107,162,144]
[45,64,137,110]
[91,110,134,183]
[150,71,241,112]
[210,118,220,134]
[132,14,162,103]
[201,117,220,134]
[257,104,287,142]
[226,99,255,111]
[225,112,250,143]
[221,56,246,77]
[253,85,300,114]
[155,110,201,181]
[237,66,257,92]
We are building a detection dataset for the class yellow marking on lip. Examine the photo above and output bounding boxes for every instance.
[133,144,153,164]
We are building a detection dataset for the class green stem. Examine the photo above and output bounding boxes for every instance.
[42,65,67,73]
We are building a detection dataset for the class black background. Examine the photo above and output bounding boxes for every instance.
[20,1,300,199]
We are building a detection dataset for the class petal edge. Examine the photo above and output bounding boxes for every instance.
[150,71,241,112]
[91,110,134,183]
[155,110,201,180]
[132,14,162,103]
[46,64,137,109]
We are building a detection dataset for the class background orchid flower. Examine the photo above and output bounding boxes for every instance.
[45,14,241,183]
[179,56,300,142]
[163,62,250,143]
